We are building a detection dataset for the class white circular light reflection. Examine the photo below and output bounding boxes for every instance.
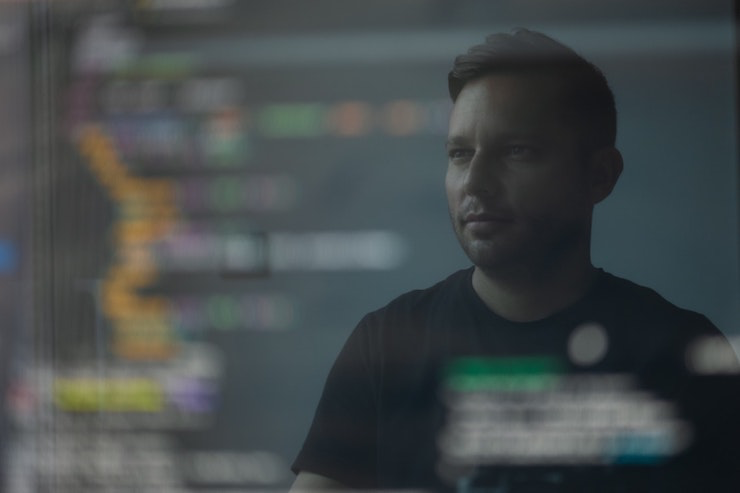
[568,323,608,366]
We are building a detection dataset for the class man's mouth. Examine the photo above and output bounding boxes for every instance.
[462,212,514,224]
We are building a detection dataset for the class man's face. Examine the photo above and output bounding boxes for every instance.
[445,73,595,274]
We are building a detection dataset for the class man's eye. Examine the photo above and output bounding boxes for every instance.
[505,145,536,159]
[448,148,473,161]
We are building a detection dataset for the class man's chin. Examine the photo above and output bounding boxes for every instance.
[460,242,520,272]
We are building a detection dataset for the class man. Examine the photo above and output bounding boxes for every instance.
[291,29,737,492]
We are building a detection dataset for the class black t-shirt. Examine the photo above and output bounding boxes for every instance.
[292,268,737,492]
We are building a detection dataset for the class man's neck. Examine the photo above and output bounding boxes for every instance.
[472,258,599,323]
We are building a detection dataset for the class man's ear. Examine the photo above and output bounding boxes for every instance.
[588,147,623,205]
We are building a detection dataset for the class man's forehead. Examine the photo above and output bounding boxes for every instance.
[448,73,576,135]
[452,74,566,115]
[455,71,568,103]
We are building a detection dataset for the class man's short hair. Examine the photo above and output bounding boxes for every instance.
[448,28,617,151]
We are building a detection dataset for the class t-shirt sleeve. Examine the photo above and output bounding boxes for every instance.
[292,315,380,488]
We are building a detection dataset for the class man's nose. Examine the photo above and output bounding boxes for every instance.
[463,152,501,197]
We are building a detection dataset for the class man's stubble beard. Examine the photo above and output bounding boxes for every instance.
[451,212,589,281]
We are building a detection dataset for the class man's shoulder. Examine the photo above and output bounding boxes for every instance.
[598,270,719,334]
[352,267,473,336]
[338,268,474,365]
[367,267,472,316]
